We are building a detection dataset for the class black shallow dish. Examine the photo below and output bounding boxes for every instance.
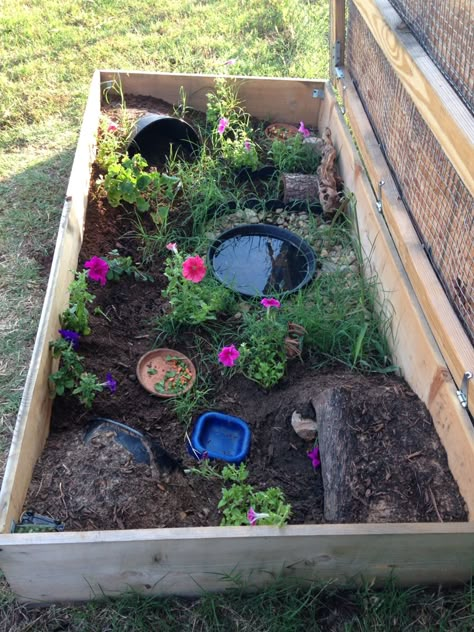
[208,224,316,297]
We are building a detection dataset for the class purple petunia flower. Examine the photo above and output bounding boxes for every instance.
[104,372,117,393]
[217,117,229,134]
[307,446,320,468]
[244,140,251,151]
[59,329,80,350]
[247,507,270,526]
[298,121,311,138]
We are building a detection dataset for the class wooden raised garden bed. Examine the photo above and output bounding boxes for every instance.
[0,70,473,603]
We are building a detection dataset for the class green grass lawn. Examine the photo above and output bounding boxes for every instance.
[0,0,472,627]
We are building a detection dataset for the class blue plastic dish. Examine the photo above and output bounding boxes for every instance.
[190,412,251,463]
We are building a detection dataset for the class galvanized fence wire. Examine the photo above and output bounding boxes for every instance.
[347,1,474,344]
[388,0,473,115]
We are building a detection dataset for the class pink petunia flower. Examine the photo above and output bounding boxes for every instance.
[182,255,207,283]
[244,140,251,151]
[298,121,311,138]
[84,256,109,286]
[217,117,229,134]
[218,344,240,367]
[107,122,118,133]
[247,507,270,526]
[261,297,281,310]
[166,242,178,254]
[307,446,320,468]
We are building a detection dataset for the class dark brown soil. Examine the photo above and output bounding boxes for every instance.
[23,95,468,531]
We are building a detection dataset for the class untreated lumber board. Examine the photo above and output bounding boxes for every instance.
[337,71,474,416]
[330,0,346,80]
[0,524,473,602]
[319,83,474,518]
[352,0,474,198]
[0,71,102,535]
[100,70,324,128]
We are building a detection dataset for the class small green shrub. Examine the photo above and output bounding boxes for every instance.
[269,133,321,173]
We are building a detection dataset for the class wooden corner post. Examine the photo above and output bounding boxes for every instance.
[330,0,346,84]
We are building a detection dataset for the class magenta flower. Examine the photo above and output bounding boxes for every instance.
[307,446,320,468]
[298,121,311,138]
[244,140,251,151]
[261,297,281,310]
[182,255,207,283]
[59,329,80,350]
[218,344,240,367]
[104,373,117,393]
[247,507,270,526]
[107,122,118,133]
[84,256,109,286]
[217,117,229,134]
[166,242,178,254]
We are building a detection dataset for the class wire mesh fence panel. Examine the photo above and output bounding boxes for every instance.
[388,0,473,115]
[347,1,474,344]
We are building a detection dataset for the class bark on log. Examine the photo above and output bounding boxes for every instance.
[316,127,343,219]
[282,174,319,203]
[312,387,357,522]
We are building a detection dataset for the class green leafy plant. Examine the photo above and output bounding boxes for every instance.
[218,463,291,526]
[105,249,154,282]
[95,114,133,172]
[99,154,180,217]
[207,78,260,171]
[49,338,84,396]
[161,246,236,326]
[269,133,321,173]
[238,300,288,389]
[60,270,95,336]
[49,337,116,408]
[72,372,104,408]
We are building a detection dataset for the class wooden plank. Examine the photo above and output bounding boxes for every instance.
[330,0,346,82]
[0,71,102,535]
[100,70,324,128]
[0,523,473,602]
[351,0,474,198]
[337,70,474,416]
[319,83,474,517]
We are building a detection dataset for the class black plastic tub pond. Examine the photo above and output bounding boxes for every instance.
[208,224,316,297]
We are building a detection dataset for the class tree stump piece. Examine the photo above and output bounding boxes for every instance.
[282,174,319,203]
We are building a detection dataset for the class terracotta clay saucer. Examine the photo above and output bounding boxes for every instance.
[136,349,196,398]
[264,122,300,141]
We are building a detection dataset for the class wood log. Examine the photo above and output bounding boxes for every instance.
[316,127,343,219]
[312,387,356,522]
[282,174,319,203]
